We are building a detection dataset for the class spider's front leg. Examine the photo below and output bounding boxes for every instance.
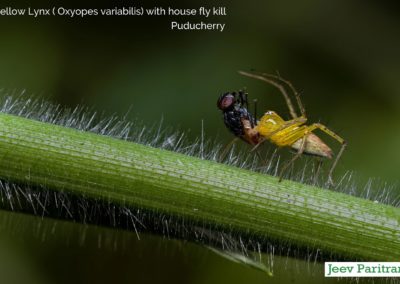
[218,137,239,162]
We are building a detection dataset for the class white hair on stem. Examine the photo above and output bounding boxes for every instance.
[0,92,399,276]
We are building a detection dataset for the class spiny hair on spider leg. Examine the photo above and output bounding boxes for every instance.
[0,92,399,272]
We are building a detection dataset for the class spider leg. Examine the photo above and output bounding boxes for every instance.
[254,149,269,169]
[313,158,323,186]
[239,70,299,119]
[279,133,309,182]
[262,72,307,118]
[328,142,347,187]
[306,123,347,186]
[219,137,239,162]
[239,90,254,128]
[250,141,264,152]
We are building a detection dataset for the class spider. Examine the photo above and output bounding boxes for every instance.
[217,71,347,186]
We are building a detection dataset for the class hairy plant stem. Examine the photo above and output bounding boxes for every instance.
[0,112,398,260]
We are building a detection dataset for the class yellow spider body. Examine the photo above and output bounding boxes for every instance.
[256,111,333,158]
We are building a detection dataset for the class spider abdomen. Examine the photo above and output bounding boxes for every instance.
[291,134,333,159]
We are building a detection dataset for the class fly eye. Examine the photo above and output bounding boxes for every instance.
[217,93,235,110]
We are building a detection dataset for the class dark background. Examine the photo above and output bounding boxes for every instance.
[0,1,399,283]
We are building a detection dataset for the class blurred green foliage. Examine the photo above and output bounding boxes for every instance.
[0,210,342,284]
[0,0,399,283]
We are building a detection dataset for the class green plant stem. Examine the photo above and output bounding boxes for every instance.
[0,113,399,260]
